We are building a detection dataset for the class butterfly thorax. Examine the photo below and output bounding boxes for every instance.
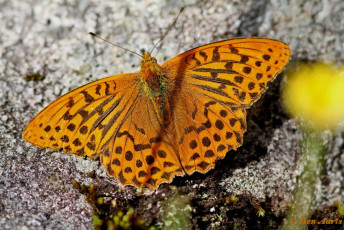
[139,52,169,119]
[140,52,162,89]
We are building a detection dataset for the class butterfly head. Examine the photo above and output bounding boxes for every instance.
[140,52,158,68]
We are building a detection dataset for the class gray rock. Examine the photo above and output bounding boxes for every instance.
[1,0,343,229]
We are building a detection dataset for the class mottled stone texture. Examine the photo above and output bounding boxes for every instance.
[0,0,343,229]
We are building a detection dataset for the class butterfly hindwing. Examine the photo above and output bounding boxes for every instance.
[170,87,247,174]
[99,91,184,188]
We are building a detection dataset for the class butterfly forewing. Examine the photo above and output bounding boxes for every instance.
[23,73,138,157]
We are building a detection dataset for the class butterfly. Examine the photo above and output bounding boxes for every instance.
[23,37,290,189]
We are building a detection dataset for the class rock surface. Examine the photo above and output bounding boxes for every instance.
[1,0,343,229]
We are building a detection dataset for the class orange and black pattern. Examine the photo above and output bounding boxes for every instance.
[23,38,290,189]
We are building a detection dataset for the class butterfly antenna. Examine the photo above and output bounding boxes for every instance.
[89,32,143,58]
[150,6,184,54]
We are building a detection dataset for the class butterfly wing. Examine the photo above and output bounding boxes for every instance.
[23,73,183,188]
[99,93,184,188]
[23,73,140,158]
[162,38,291,174]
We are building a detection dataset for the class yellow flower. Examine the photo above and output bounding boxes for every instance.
[283,62,344,130]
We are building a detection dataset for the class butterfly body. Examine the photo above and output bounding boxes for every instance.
[23,38,290,189]
[138,52,169,119]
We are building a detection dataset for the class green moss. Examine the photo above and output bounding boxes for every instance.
[93,215,103,226]
[257,207,265,217]
[24,72,45,81]
[335,201,344,217]
[71,179,81,190]
[97,197,104,205]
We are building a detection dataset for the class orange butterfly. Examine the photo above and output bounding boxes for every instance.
[23,37,290,189]
[23,7,290,189]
